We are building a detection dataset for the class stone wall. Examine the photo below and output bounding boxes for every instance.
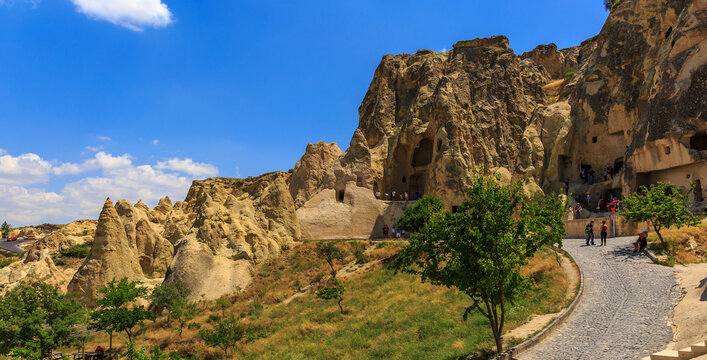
[564,216,651,238]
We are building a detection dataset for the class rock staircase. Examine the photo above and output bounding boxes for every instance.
[642,341,707,360]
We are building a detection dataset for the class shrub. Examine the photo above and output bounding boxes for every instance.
[53,257,67,266]
[60,244,90,258]
[0,257,17,269]
[564,69,575,80]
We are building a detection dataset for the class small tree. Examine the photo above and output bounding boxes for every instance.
[149,281,191,327]
[620,182,700,248]
[91,278,155,358]
[393,176,565,353]
[604,0,620,11]
[316,279,345,314]
[199,315,246,358]
[314,241,347,313]
[211,297,230,318]
[396,194,445,233]
[1,221,10,239]
[171,297,199,338]
[0,281,84,358]
[315,241,345,278]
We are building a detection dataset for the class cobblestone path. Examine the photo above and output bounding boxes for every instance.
[518,237,681,360]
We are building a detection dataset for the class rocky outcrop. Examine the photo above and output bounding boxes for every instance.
[0,250,71,295]
[521,44,579,79]
[289,141,343,207]
[164,172,300,300]
[68,199,145,301]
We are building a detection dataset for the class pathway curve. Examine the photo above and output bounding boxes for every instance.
[518,237,681,360]
[0,239,31,254]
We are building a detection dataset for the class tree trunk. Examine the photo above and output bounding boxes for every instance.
[338,297,344,314]
[654,225,665,248]
[109,333,113,360]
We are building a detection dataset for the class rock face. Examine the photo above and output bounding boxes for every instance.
[68,199,146,302]
[164,172,300,300]
[292,0,706,215]
[0,250,70,295]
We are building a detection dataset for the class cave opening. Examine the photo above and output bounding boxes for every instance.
[695,179,704,203]
[412,138,434,167]
[337,190,345,202]
[665,27,672,38]
[690,134,707,151]
[409,173,427,199]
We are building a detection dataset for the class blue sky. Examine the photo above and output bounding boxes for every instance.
[0,0,608,226]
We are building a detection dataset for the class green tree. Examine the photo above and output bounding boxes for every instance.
[393,176,565,353]
[171,297,199,338]
[0,281,84,358]
[91,278,155,358]
[314,241,347,313]
[620,182,700,247]
[395,194,445,233]
[211,297,230,318]
[604,0,620,11]
[199,315,246,358]
[1,221,11,239]
[149,281,191,327]
[316,279,346,314]
[315,241,345,278]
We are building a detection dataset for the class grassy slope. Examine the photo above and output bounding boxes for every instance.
[647,223,707,264]
[84,243,569,360]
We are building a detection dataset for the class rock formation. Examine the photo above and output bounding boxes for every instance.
[164,172,300,300]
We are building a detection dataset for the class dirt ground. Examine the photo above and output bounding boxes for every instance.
[669,262,707,350]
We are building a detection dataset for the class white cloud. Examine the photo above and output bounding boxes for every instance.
[85,145,103,152]
[152,139,159,145]
[0,150,219,226]
[53,152,132,175]
[0,152,53,185]
[98,136,112,141]
[0,149,7,155]
[71,0,173,31]
[156,158,218,177]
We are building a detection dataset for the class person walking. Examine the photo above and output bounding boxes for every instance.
[404,192,409,201]
[391,190,397,201]
[375,191,381,199]
[600,220,608,246]
[585,220,595,245]
[382,224,389,238]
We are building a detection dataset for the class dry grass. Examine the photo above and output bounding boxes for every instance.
[77,243,568,360]
[647,223,707,264]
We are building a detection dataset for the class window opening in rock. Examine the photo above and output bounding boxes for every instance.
[695,180,704,202]
[581,164,592,171]
[690,134,707,151]
[592,136,598,143]
[337,190,345,202]
[402,176,406,183]
[356,177,363,186]
[671,39,676,48]
[412,138,434,167]
[665,146,671,155]
[665,27,672,38]
[612,159,624,174]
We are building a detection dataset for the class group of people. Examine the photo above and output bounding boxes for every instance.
[375,190,423,201]
[579,167,620,186]
[568,195,621,220]
[381,224,406,239]
[584,219,649,253]
[584,219,609,246]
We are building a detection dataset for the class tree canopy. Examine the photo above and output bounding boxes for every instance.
[393,175,565,353]
[620,182,700,246]
[396,194,445,233]
[0,281,84,358]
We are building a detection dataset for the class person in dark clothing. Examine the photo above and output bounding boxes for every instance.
[633,231,648,252]
[585,220,595,245]
[382,225,389,238]
[600,220,608,246]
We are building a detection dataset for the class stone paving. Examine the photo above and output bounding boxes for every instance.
[518,237,682,360]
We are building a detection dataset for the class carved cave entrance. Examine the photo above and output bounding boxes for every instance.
[388,138,433,199]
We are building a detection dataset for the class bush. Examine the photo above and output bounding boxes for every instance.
[60,244,90,258]
[207,314,221,323]
[0,257,17,269]
[53,257,67,266]
[564,69,575,80]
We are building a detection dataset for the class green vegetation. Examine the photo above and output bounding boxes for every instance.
[198,315,246,357]
[394,175,565,353]
[620,182,700,248]
[396,194,444,233]
[237,248,568,359]
[149,281,192,327]
[60,243,91,258]
[0,256,17,269]
[564,69,575,80]
[1,221,10,239]
[315,241,347,314]
[91,278,155,357]
[0,281,84,358]
[604,0,622,11]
